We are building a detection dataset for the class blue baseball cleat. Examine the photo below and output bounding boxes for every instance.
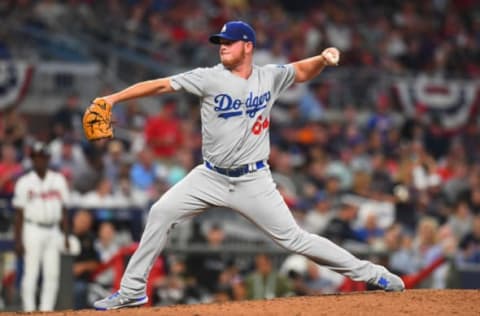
[370,266,405,292]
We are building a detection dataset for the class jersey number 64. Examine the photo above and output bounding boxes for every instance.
[252,115,269,135]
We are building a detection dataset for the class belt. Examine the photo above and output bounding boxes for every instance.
[25,219,57,228]
[204,160,266,177]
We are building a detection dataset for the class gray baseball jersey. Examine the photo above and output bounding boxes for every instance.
[116,63,401,299]
[170,63,295,167]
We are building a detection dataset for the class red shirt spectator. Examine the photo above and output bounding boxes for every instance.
[144,99,183,159]
[0,144,23,196]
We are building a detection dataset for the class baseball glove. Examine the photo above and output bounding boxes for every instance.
[82,98,113,141]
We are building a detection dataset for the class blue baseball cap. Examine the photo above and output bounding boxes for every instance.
[209,21,256,47]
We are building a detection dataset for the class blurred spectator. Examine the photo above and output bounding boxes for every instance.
[353,192,395,233]
[423,115,451,160]
[324,150,353,191]
[369,152,395,194]
[116,176,149,209]
[466,186,480,215]
[298,82,328,122]
[244,254,292,300]
[165,147,195,186]
[215,261,246,302]
[323,201,362,245]
[253,40,288,66]
[400,106,427,142]
[382,224,405,270]
[389,233,417,275]
[144,98,183,160]
[71,178,132,211]
[411,217,446,288]
[72,145,104,194]
[130,146,163,192]
[325,6,352,51]
[354,212,385,247]
[111,100,147,151]
[317,175,341,209]
[0,143,23,197]
[280,254,344,296]
[366,94,395,139]
[0,107,28,151]
[33,0,67,30]
[304,260,345,294]
[433,224,457,288]
[303,192,333,235]
[460,119,480,164]
[447,201,473,241]
[72,209,100,309]
[154,260,187,305]
[93,222,120,288]
[410,141,438,191]
[185,223,231,295]
[48,136,87,181]
[457,215,480,264]
[103,140,128,186]
[443,158,470,204]
[279,254,310,295]
[51,93,84,141]
[153,256,206,306]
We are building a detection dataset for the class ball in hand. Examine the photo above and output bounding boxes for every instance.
[324,50,339,65]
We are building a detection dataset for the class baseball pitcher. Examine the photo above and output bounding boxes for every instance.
[86,21,404,310]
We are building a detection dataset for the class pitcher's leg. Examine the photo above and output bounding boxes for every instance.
[231,172,397,285]
[120,166,227,298]
[119,198,201,297]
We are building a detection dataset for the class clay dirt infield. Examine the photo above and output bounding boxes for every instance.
[3,290,479,316]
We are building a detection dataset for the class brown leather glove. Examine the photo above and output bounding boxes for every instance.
[82,98,113,141]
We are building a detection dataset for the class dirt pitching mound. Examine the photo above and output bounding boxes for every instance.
[4,289,479,316]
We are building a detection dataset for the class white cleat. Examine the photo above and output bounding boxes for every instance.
[94,291,148,310]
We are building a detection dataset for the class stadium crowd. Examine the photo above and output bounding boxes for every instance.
[0,0,480,310]
[1,0,479,77]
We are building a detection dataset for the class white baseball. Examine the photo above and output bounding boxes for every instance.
[325,51,339,64]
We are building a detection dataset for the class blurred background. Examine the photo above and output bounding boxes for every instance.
[0,0,480,311]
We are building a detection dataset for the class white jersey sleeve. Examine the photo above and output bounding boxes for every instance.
[169,67,209,96]
[57,173,70,206]
[264,64,296,97]
[12,176,27,209]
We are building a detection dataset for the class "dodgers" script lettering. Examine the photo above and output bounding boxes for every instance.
[213,91,271,119]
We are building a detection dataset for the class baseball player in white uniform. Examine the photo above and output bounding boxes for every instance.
[13,142,70,311]
[93,21,404,310]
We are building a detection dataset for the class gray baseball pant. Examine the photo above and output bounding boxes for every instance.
[120,165,380,297]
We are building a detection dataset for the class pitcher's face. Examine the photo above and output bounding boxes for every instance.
[219,39,248,69]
